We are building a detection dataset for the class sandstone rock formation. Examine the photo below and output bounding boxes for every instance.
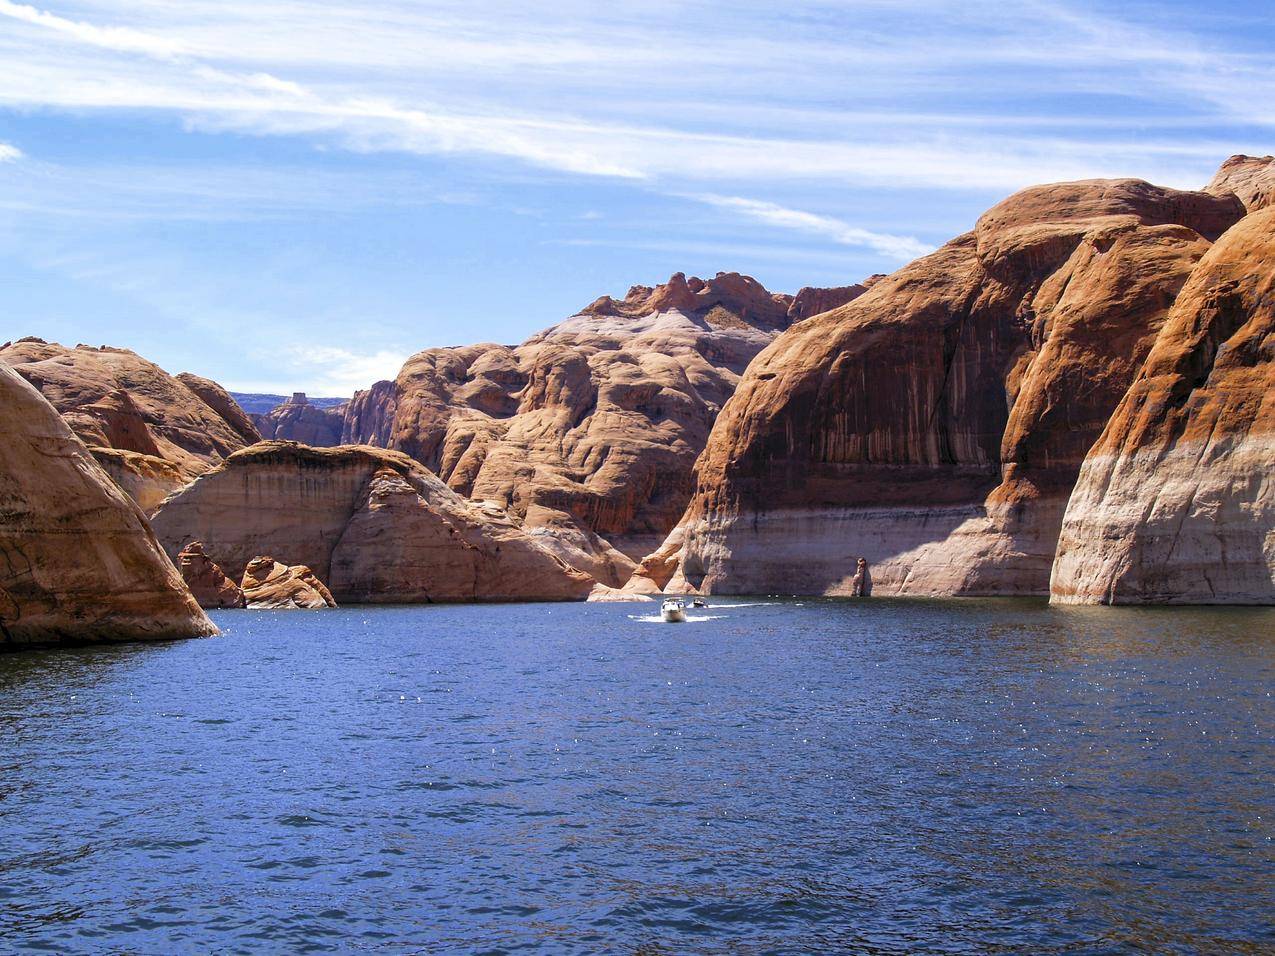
[240,556,336,609]
[150,442,595,603]
[1051,205,1275,604]
[0,362,216,646]
[637,178,1247,597]
[253,392,345,447]
[1206,154,1275,213]
[340,273,866,584]
[176,373,262,446]
[177,541,245,609]
[0,339,258,510]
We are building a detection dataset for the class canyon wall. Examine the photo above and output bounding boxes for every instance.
[340,273,865,578]
[149,442,595,603]
[1051,205,1274,604]
[0,362,216,646]
[638,176,1250,598]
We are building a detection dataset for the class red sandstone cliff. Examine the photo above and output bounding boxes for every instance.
[634,177,1247,597]
[1051,204,1275,604]
[0,362,216,646]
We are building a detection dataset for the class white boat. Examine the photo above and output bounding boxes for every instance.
[661,598,687,623]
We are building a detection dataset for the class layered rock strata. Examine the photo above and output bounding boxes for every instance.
[241,556,336,609]
[637,178,1247,597]
[1051,205,1275,604]
[0,362,216,646]
[340,273,866,582]
[150,442,595,603]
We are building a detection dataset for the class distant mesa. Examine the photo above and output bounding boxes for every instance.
[229,391,350,415]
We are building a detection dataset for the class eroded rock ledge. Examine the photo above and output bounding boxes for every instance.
[150,442,595,603]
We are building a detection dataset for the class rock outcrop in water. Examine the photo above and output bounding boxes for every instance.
[1051,203,1275,604]
[253,393,345,447]
[339,273,865,582]
[0,362,216,646]
[634,175,1251,598]
[150,442,595,603]
[177,541,246,609]
[240,556,337,609]
[0,340,259,511]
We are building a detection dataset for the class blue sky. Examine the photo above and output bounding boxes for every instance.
[0,0,1271,394]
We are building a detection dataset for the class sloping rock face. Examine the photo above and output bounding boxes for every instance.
[0,340,258,510]
[241,556,336,609]
[1206,154,1275,213]
[340,273,865,581]
[1051,206,1275,604]
[149,442,595,603]
[643,179,1244,597]
[0,362,216,647]
[254,393,345,447]
[176,373,262,446]
[177,541,245,609]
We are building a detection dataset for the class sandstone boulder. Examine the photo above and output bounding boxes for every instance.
[150,442,595,603]
[0,362,216,646]
[241,556,337,609]
[177,541,246,609]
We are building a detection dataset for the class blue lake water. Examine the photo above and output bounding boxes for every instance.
[1,599,1272,954]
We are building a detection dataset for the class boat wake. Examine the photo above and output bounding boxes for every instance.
[628,613,729,623]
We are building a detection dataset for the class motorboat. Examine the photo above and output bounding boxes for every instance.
[661,598,687,623]
[691,598,707,608]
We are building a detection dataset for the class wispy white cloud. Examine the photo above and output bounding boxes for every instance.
[695,194,932,261]
[260,345,409,395]
[0,142,22,162]
[0,0,1265,195]
[0,0,185,58]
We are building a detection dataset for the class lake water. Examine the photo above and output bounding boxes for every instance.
[1,599,1272,954]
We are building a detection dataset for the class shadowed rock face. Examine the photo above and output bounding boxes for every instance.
[177,541,245,609]
[0,340,258,511]
[340,273,866,579]
[1051,205,1275,605]
[637,177,1246,598]
[150,442,595,603]
[0,362,216,647]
